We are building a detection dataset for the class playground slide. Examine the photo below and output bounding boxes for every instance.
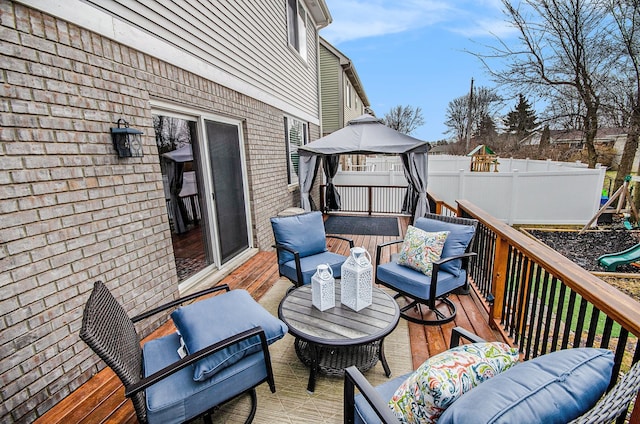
[598,243,640,271]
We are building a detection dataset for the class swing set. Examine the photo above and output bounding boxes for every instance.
[580,175,639,234]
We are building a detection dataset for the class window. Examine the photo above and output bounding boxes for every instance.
[287,0,307,60]
[345,80,352,108]
[284,116,308,185]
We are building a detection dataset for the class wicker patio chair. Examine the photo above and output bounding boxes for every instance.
[344,327,640,424]
[79,281,284,424]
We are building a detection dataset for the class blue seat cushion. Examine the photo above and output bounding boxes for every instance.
[279,251,348,285]
[438,348,614,424]
[354,372,410,424]
[376,261,466,299]
[271,211,327,264]
[170,289,287,381]
[414,217,475,277]
[143,332,268,424]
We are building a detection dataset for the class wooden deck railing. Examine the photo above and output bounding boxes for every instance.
[455,199,640,422]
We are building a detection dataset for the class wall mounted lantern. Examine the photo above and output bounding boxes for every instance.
[111,118,143,158]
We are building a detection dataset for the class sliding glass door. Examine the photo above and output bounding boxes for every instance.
[154,110,250,282]
[205,120,249,263]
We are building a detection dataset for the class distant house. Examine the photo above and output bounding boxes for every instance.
[318,37,370,170]
[0,0,332,421]
[319,37,370,136]
[520,127,638,170]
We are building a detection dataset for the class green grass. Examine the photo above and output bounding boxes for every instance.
[535,278,622,337]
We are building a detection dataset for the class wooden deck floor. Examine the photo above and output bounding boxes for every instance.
[37,214,499,424]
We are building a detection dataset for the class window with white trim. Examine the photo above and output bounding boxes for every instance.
[284,116,308,185]
[345,79,352,108]
[287,0,307,60]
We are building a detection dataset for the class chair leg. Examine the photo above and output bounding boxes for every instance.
[243,388,258,424]
[394,294,457,325]
[197,388,258,424]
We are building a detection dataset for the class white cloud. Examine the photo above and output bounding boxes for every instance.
[448,18,518,38]
[321,0,514,44]
[321,0,452,44]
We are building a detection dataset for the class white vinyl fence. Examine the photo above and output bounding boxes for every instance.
[332,155,607,225]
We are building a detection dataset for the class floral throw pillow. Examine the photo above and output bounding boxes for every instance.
[388,342,520,424]
[396,226,449,276]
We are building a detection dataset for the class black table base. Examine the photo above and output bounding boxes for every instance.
[294,338,381,376]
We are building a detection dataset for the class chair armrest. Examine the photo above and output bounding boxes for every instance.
[125,326,271,397]
[344,366,401,424]
[375,240,404,267]
[450,327,485,348]
[273,243,300,258]
[327,234,355,248]
[273,243,304,287]
[131,284,231,322]
[432,252,477,266]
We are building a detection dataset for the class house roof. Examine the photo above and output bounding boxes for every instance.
[550,128,627,143]
[467,144,495,156]
[304,0,332,28]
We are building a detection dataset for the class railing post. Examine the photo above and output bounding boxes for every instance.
[490,236,510,329]
[434,201,442,215]
[508,169,519,226]
[368,186,373,215]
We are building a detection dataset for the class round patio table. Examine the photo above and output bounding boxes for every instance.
[278,283,400,393]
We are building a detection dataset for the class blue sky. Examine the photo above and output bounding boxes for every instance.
[319,0,518,142]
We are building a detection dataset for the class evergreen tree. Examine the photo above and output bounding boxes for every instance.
[503,94,538,138]
[474,114,497,142]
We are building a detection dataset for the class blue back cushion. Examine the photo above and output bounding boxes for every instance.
[171,289,287,382]
[438,348,614,424]
[271,211,327,264]
[414,217,475,276]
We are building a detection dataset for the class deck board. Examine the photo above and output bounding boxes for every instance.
[37,214,499,423]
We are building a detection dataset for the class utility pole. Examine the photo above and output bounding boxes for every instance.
[465,78,474,152]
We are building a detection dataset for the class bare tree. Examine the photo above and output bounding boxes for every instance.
[383,105,425,135]
[444,86,502,142]
[477,0,611,168]
[605,0,640,204]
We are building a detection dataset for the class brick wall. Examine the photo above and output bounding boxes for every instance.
[0,2,314,422]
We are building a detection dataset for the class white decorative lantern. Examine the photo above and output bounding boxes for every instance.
[311,264,335,311]
[340,247,373,312]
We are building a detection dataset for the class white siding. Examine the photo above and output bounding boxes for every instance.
[20,0,323,123]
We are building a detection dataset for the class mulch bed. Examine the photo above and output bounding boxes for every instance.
[526,229,640,272]
[525,227,640,302]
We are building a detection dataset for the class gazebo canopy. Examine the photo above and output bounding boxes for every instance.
[298,114,429,156]
[162,144,193,162]
[297,115,430,220]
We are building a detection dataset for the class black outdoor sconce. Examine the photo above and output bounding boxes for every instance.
[111,118,144,158]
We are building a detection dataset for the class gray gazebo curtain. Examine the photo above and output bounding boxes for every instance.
[401,158,417,215]
[323,155,341,210]
[298,155,318,211]
[166,159,188,233]
[162,145,194,234]
[401,151,429,221]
